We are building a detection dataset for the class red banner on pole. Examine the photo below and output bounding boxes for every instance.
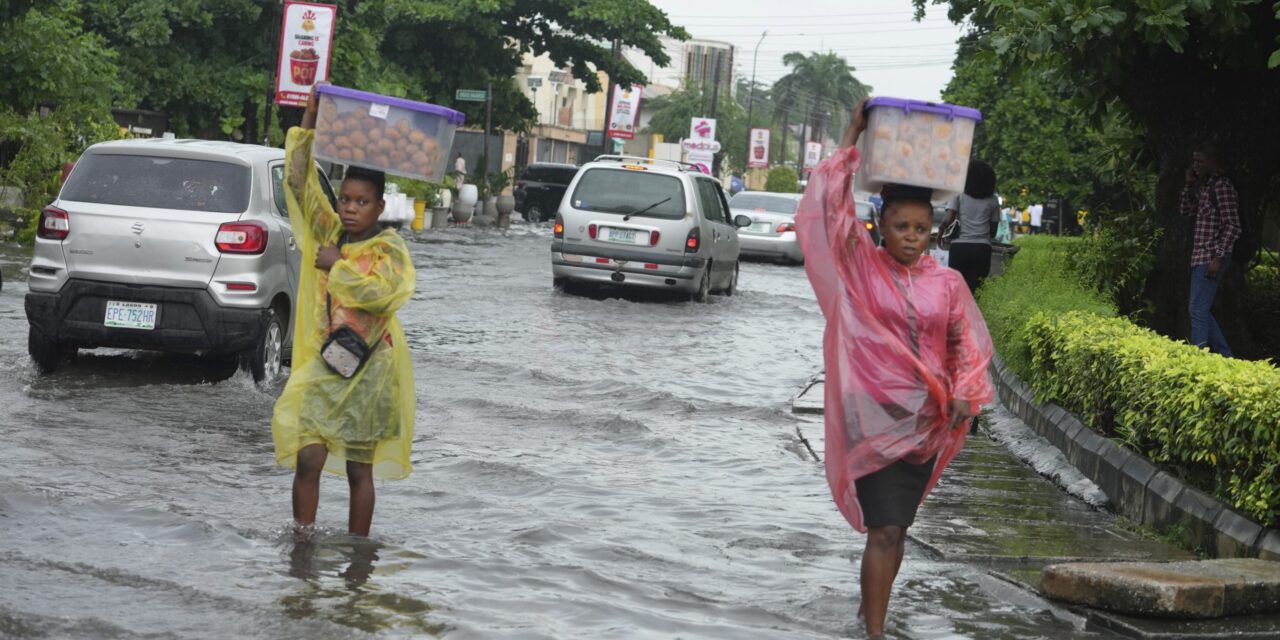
[275,1,338,107]
[606,85,643,140]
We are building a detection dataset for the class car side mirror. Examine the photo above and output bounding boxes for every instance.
[733,214,752,228]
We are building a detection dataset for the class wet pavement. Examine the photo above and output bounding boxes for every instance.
[1,226,1115,639]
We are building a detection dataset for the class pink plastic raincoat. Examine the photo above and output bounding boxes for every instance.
[795,146,994,533]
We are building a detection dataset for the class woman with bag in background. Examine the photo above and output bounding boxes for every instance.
[942,160,1001,293]
[795,98,995,639]
[272,86,417,537]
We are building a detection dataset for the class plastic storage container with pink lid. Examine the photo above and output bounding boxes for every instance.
[855,97,982,203]
[314,85,465,182]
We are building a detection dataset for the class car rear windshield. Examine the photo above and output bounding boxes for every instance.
[569,168,685,219]
[730,193,798,214]
[61,153,251,213]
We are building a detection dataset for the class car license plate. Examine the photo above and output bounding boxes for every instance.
[750,222,772,233]
[606,227,637,244]
[104,300,157,330]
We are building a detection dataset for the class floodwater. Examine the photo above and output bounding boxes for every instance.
[0,226,1108,639]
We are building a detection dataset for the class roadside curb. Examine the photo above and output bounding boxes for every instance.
[990,354,1279,561]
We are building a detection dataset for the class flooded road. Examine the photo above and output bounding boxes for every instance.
[0,226,1104,639]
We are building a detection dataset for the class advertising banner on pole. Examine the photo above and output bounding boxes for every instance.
[275,1,338,107]
[804,141,823,169]
[689,117,717,143]
[748,128,770,168]
[607,85,643,139]
[687,150,714,175]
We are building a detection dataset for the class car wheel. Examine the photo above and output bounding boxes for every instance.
[724,262,739,296]
[28,326,66,375]
[525,201,546,223]
[691,265,711,303]
[241,308,284,385]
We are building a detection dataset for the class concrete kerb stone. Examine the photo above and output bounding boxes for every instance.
[1118,454,1160,525]
[1213,509,1265,559]
[990,357,1278,559]
[1256,530,1280,561]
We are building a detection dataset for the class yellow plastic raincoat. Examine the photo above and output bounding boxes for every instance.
[271,127,417,480]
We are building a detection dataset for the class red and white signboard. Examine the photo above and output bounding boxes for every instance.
[607,85,643,139]
[275,1,338,107]
[804,141,823,169]
[689,117,717,142]
[748,128,770,168]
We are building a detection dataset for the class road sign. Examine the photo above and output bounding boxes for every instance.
[456,89,488,102]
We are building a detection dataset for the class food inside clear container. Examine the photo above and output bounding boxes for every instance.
[314,85,465,182]
[855,97,981,203]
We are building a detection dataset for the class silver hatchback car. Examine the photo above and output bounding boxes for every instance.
[550,155,751,301]
[25,138,336,383]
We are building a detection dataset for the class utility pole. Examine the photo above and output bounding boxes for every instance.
[599,38,621,156]
[708,48,722,175]
[262,0,283,145]
[779,107,789,166]
[745,31,767,167]
[484,81,493,180]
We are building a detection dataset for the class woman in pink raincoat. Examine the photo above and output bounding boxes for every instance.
[795,99,994,638]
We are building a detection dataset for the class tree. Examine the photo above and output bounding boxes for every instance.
[764,166,799,193]
[644,84,755,172]
[773,51,871,147]
[916,0,1280,354]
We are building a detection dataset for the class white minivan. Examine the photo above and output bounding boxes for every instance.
[550,155,751,301]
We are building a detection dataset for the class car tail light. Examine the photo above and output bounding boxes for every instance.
[649,230,660,246]
[776,222,796,233]
[865,222,875,231]
[222,282,257,291]
[554,215,564,238]
[685,227,700,253]
[37,206,70,240]
[215,221,267,254]
[515,181,525,189]
[588,223,598,239]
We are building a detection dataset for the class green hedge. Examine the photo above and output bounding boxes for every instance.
[975,236,1115,380]
[979,237,1280,527]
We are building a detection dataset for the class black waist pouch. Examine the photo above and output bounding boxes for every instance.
[321,325,372,379]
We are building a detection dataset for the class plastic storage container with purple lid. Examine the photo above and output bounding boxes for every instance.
[855,97,982,203]
[314,85,466,182]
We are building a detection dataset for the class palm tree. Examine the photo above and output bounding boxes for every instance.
[773,52,871,147]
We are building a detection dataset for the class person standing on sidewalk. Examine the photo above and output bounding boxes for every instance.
[794,98,995,639]
[1179,141,1241,356]
[942,160,1001,293]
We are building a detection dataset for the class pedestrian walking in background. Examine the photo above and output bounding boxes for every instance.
[272,86,418,536]
[942,161,1001,293]
[1029,203,1043,234]
[1180,140,1241,356]
[795,98,995,640]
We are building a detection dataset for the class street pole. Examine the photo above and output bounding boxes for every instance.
[262,0,283,145]
[599,39,621,156]
[485,81,493,185]
[708,48,722,175]
[745,31,767,169]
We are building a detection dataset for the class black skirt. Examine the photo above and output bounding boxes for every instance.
[855,456,938,528]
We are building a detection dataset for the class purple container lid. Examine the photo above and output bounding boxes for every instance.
[866,97,982,122]
[318,84,466,126]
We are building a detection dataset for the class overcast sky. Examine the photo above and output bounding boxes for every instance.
[646,0,969,103]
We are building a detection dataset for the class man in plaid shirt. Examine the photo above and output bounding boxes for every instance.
[1179,142,1241,356]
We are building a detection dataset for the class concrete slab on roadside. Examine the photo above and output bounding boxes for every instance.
[1040,559,1280,619]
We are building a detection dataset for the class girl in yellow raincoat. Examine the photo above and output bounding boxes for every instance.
[272,87,416,536]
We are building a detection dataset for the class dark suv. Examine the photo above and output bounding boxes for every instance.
[514,163,578,222]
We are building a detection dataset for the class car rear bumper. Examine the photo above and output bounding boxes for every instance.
[25,279,263,354]
[550,241,704,292]
[739,233,804,262]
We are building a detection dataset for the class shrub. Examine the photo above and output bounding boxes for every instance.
[1245,263,1280,359]
[764,165,799,193]
[1025,311,1280,526]
[1066,211,1161,317]
[975,235,1115,380]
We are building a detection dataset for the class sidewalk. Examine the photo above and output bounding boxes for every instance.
[792,372,1280,639]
